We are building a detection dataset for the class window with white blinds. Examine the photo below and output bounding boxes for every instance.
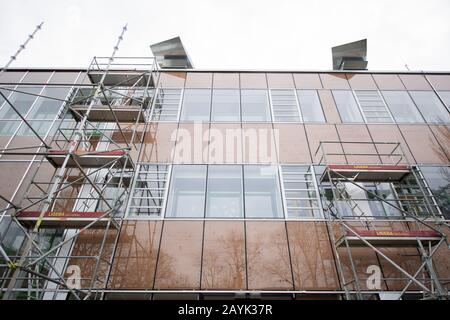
[354,90,393,123]
[150,88,183,121]
[269,89,302,122]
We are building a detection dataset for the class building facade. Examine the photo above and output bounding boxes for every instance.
[0,63,449,300]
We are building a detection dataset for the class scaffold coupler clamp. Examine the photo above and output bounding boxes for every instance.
[7,261,19,270]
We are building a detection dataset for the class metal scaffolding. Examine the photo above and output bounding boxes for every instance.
[315,141,449,300]
[0,24,161,299]
[0,24,449,301]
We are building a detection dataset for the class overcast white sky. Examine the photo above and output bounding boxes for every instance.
[1,0,450,71]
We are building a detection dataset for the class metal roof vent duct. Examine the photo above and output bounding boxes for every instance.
[150,36,194,69]
[332,39,367,70]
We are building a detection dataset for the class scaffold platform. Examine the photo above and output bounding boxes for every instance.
[46,150,132,168]
[70,104,146,123]
[16,211,110,228]
[336,230,442,247]
[321,164,410,182]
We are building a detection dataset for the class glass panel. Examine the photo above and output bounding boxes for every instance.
[419,166,450,219]
[287,222,339,290]
[158,72,186,87]
[21,72,51,84]
[140,123,178,163]
[293,73,322,89]
[206,165,243,218]
[266,73,295,88]
[274,124,311,163]
[372,74,405,90]
[320,73,350,89]
[241,89,271,122]
[427,75,450,90]
[0,86,42,119]
[211,89,240,121]
[317,90,341,123]
[332,90,364,123]
[399,75,432,90]
[185,72,212,88]
[296,90,325,122]
[16,120,53,137]
[109,221,162,289]
[246,221,293,290]
[0,162,29,210]
[244,165,284,218]
[48,72,79,84]
[27,87,70,119]
[346,74,377,90]
[437,91,450,109]
[154,221,203,289]
[165,165,207,217]
[0,86,14,108]
[240,73,267,89]
[201,221,246,289]
[381,91,424,123]
[213,73,239,88]
[71,87,93,105]
[409,91,450,123]
[0,121,20,135]
[180,89,211,121]
[399,125,446,164]
[0,72,25,83]
[335,182,401,218]
[394,173,431,217]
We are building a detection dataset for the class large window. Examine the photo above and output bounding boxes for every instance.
[241,89,271,122]
[0,87,42,119]
[409,91,450,123]
[244,165,284,218]
[165,165,207,217]
[27,87,70,120]
[349,182,401,217]
[161,165,286,218]
[205,165,243,217]
[296,90,325,122]
[437,91,450,110]
[0,86,14,108]
[211,89,240,121]
[381,91,424,123]
[0,121,21,135]
[180,89,211,121]
[332,90,364,123]
[321,180,402,218]
[16,120,54,136]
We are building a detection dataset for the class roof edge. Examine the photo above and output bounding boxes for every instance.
[2,67,450,75]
